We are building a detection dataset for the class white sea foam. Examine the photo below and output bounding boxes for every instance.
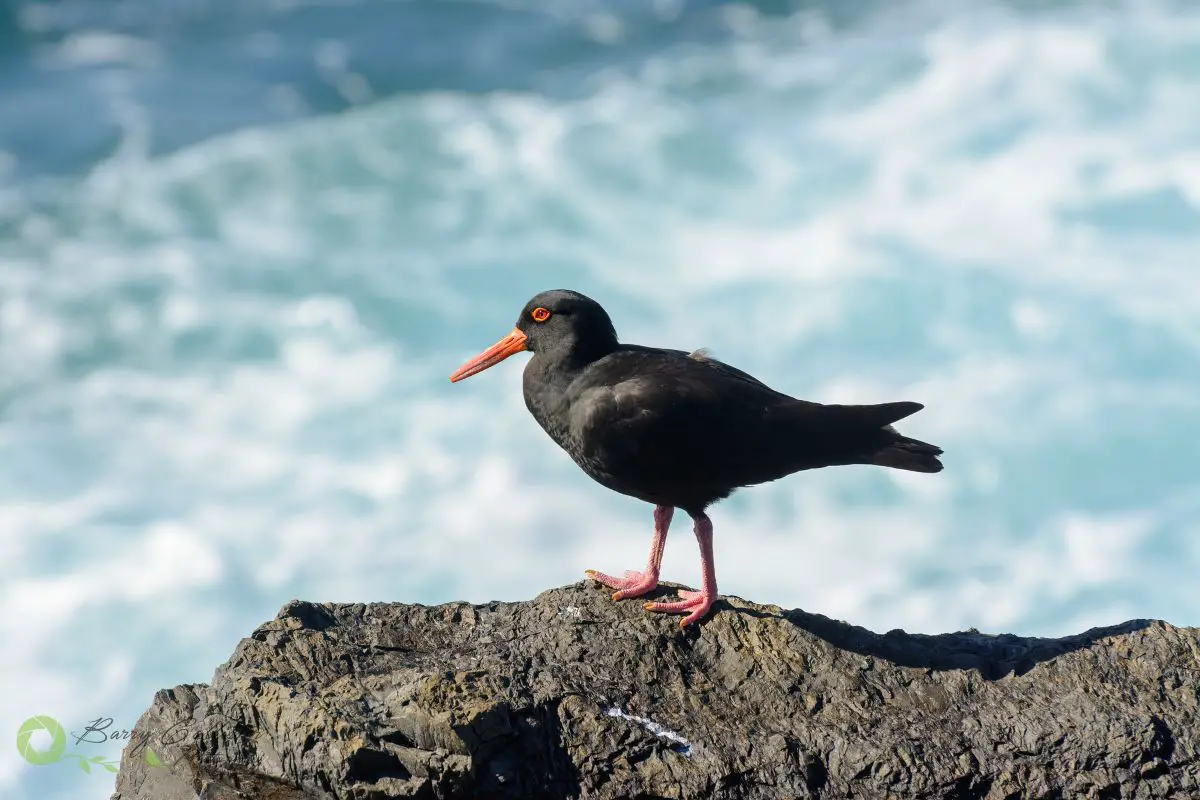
[47,31,159,68]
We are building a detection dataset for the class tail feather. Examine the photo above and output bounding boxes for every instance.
[872,433,944,473]
[833,400,924,429]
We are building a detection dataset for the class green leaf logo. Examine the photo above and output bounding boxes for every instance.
[144,747,162,767]
[16,716,67,766]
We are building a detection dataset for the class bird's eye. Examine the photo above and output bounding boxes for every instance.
[531,307,551,322]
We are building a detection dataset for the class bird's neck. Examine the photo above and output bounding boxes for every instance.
[522,337,617,440]
[535,334,617,379]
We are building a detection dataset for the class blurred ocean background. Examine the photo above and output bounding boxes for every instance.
[2,0,1199,796]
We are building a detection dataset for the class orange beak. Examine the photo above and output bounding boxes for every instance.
[449,328,529,382]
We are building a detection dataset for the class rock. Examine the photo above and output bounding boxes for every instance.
[112,582,1200,799]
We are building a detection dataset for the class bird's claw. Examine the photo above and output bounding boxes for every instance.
[644,589,715,627]
[585,568,660,600]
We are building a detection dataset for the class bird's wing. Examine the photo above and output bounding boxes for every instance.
[571,347,788,431]
[566,347,924,503]
[683,347,780,391]
[678,346,922,429]
[567,348,798,493]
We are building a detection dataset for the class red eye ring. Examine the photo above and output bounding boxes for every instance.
[531,307,551,322]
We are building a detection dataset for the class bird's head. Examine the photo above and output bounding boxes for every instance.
[449,289,618,382]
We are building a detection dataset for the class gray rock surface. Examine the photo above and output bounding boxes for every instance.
[112,582,1200,799]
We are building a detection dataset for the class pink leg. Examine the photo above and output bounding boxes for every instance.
[644,514,717,627]
[586,505,673,600]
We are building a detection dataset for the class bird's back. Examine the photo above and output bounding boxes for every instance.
[551,345,920,513]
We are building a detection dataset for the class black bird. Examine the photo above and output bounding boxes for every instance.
[449,290,943,626]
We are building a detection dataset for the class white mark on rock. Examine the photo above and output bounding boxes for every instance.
[560,606,583,619]
[605,707,693,757]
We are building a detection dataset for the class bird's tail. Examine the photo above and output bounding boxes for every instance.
[871,429,944,473]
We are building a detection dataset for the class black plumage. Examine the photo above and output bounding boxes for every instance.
[450,289,943,626]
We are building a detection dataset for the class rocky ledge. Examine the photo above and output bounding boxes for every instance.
[112,582,1200,799]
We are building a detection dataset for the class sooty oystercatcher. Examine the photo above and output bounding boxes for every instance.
[449,289,943,626]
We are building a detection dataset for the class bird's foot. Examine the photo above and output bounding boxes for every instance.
[584,569,660,601]
[644,589,716,628]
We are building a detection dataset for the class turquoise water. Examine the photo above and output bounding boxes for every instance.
[3,1,1199,797]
